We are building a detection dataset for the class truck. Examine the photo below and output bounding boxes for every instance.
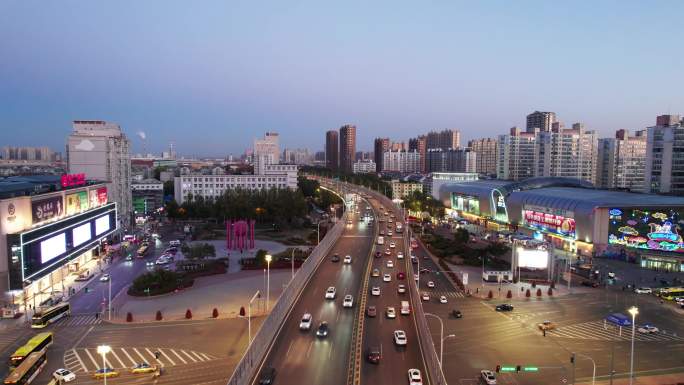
[377,236,384,245]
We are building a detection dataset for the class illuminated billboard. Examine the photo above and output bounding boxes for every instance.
[66,191,89,216]
[40,233,67,264]
[72,222,92,247]
[517,248,549,269]
[608,208,684,253]
[523,209,576,238]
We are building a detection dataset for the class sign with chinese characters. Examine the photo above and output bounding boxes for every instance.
[65,191,89,215]
[61,173,86,188]
[31,196,64,224]
[523,209,576,238]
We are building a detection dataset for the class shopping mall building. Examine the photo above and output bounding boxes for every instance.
[439,177,684,272]
[0,174,117,312]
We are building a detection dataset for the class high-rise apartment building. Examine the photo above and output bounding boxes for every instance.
[374,138,390,172]
[467,138,498,176]
[67,120,132,227]
[1,146,56,162]
[426,129,460,150]
[382,150,421,173]
[325,130,339,170]
[339,124,356,173]
[408,135,427,173]
[425,148,476,173]
[526,111,557,133]
[497,127,537,180]
[644,114,684,194]
[253,132,280,174]
[597,129,647,190]
[534,122,598,184]
[282,148,313,165]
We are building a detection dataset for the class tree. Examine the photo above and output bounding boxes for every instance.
[488,290,493,299]
[453,228,470,244]
[163,180,174,197]
[126,312,133,322]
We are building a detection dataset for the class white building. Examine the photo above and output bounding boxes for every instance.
[497,127,537,181]
[174,164,298,204]
[391,180,423,200]
[644,114,684,194]
[534,123,598,184]
[597,129,647,190]
[283,148,314,165]
[352,160,376,174]
[428,172,479,199]
[382,150,421,173]
[253,132,280,175]
[67,120,132,228]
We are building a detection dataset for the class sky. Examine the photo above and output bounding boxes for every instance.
[1,0,683,156]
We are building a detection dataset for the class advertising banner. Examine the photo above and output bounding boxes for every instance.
[65,191,89,215]
[608,207,684,253]
[523,209,576,238]
[88,187,108,208]
[31,196,64,224]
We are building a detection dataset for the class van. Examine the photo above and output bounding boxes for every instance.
[400,301,410,315]
[377,236,384,245]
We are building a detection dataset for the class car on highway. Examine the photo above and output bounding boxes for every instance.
[384,248,392,255]
[299,313,312,330]
[451,310,462,318]
[638,324,659,334]
[608,272,616,279]
[375,251,382,258]
[427,281,435,288]
[53,368,76,382]
[372,269,380,277]
[397,284,406,293]
[258,367,276,385]
[411,256,418,264]
[155,257,171,265]
[386,260,394,268]
[383,274,392,282]
[396,272,405,280]
[386,307,396,319]
[343,255,352,264]
[125,254,133,261]
[367,306,377,317]
[93,368,119,379]
[346,219,353,225]
[99,274,110,282]
[343,295,354,308]
[387,231,393,236]
[366,347,382,364]
[480,370,497,384]
[380,230,385,235]
[397,252,404,259]
[316,322,329,338]
[422,292,430,301]
[331,254,340,262]
[130,362,156,374]
[371,287,380,296]
[393,330,407,346]
[389,242,396,248]
[420,268,431,274]
[439,296,447,304]
[635,287,652,294]
[408,368,423,385]
[169,240,181,247]
[495,304,514,312]
[325,287,336,299]
[538,320,556,331]
[164,247,178,255]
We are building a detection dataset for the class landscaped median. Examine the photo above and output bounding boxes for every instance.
[128,259,227,297]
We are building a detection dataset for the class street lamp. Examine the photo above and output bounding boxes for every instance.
[424,313,446,368]
[441,334,456,365]
[628,306,638,385]
[97,345,111,385]
[265,254,272,312]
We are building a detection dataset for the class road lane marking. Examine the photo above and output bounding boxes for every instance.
[84,348,100,370]
[161,348,176,365]
[133,347,147,363]
[171,349,187,364]
[192,351,205,361]
[182,349,198,362]
[121,348,136,366]
[109,348,126,368]
[200,353,211,361]
[329,341,334,359]
[286,341,294,357]
[306,340,314,358]
[71,349,88,373]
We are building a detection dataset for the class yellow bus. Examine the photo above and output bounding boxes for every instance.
[4,349,46,384]
[659,287,684,301]
[8,333,53,369]
[31,303,70,328]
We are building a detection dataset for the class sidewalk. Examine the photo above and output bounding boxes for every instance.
[578,373,684,385]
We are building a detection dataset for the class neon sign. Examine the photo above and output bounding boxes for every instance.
[609,207,684,253]
[61,173,86,188]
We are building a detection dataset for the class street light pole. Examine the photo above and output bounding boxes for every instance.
[97,345,111,385]
[424,313,445,368]
[291,248,295,281]
[265,254,272,312]
[628,306,639,385]
[248,290,260,346]
[441,334,456,365]
[575,352,597,385]
[108,278,112,321]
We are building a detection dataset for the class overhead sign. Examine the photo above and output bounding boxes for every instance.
[605,313,632,327]
[61,173,86,188]
[31,196,64,224]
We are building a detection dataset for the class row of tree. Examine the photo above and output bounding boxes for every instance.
[300,166,392,198]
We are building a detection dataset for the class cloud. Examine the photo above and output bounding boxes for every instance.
[74,139,95,151]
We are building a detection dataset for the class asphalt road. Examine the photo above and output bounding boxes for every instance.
[251,199,374,385]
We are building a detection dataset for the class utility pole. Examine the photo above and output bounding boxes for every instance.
[571,353,576,385]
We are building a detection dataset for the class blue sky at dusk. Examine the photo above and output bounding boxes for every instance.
[1,0,682,156]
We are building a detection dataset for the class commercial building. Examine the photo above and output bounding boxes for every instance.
[534,123,598,184]
[131,178,164,216]
[597,129,647,190]
[391,180,423,200]
[382,150,421,173]
[526,111,557,133]
[426,172,479,199]
[67,120,132,229]
[408,136,427,173]
[374,138,390,172]
[325,130,339,171]
[426,129,460,150]
[497,127,537,180]
[468,138,498,177]
[352,160,376,174]
[0,175,116,310]
[174,164,298,204]
[426,148,476,173]
[438,177,684,271]
[339,124,356,173]
[644,114,684,195]
[253,132,280,175]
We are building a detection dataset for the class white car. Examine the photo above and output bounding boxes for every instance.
[439,296,447,304]
[414,274,419,282]
[343,295,354,308]
[99,274,110,282]
[634,287,652,294]
[169,240,181,247]
[389,242,396,249]
[397,252,404,259]
[427,281,435,288]
[343,255,352,264]
[408,368,423,385]
[387,231,393,236]
[53,368,76,382]
[422,293,430,301]
[386,260,394,268]
[155,257,170,265]
[638,325,659,334]
[299,313,313,330]
[481,370,497,384]
[675,297,684,304]
[386,307,396,319]
[371,287,381,296]
[397,284,406,294]
[383,274,392,282]
[325,286,336,299]
[394,330,407,346]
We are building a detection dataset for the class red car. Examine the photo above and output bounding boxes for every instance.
[396,272,405,280]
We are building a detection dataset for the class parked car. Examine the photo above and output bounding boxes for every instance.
[130,362,156,374]
[480,370,497,384]
[638,324,659,334]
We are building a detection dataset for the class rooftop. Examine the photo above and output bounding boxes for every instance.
[0,175,103,200]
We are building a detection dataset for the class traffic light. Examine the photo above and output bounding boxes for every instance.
[516,365,521,372]
[495,365,500,373]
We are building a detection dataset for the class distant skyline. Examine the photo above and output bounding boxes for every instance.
[1,1,683,156]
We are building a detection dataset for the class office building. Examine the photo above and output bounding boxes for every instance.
[468,138,498,176]
[426,129,460,150]
[131,178,164,216]
[325,130,339,170]
[253,132,280,175]
[409,135,427,173]
[497,127,537,181]
[339,124,356,173]
[283,148,313,165]
[426,148,476,173]
[597,130,647,190]
[644,114,684,195]
[374,138,390,172]
[352,160,376,174]
[382,150,421,173]
[526,111,557,133]
[67,120,132,228]
[534,122,598,184]
[391,180,423,200]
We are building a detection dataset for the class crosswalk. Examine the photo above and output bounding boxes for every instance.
[64,346,218,373]
[52,314,102,327]
[551,320,684,342]
[427,290,466,298]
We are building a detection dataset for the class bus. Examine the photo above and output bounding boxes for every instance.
[4,349,46,384]
[659,287,684,300]
[377,236,384,245]
[9,333,53,369]
[137,245,149,258]
[31,303,70,328]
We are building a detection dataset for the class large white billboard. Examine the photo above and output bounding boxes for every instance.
[95,215,110,235]
[40,233,67,264]
[517,248,549,269]
[72,222,92,247]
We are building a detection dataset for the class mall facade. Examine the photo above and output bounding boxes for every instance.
[439,177,684,272]
[0,175,117,312]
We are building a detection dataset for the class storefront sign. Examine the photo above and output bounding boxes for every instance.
[66,191,89,215]
[524,209,576,237]
[31,196,64,224]
[61,173,86,188]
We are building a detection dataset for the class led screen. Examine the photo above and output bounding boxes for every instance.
[517,248,549,269]
[72,222,92,247]
[608,208,684,253]
[40,233,67,264]
[523,210,576,238]
[95,215,110,235]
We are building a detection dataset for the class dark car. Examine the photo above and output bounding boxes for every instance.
[452,310,462,318]
[581,280,599,288]
[316,321,329,338]
[495,304,514,312]
[258,367,276,385]
[367,306,377,317]
[375,251,382,258]
[366,347,381,364]
[396,272,405,280]
[331,254,340,262]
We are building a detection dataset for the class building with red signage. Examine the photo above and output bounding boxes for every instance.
[439,177,684,272]
[0,175,117,313]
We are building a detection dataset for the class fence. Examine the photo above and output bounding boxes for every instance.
[226,205,346,385]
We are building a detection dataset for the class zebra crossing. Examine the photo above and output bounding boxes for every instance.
[52,314,102,327]
[64,346,218,373]
[427,290,466,299]
[551,320,684,342]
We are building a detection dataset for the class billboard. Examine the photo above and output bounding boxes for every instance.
[72,222,92,247]
[89,187,108,208]
[31,196,64,224]
[523,209,576,238]
[608,207,684,253]
[40,233,67,264]
[66,191,89,216]
[517,248,549,269]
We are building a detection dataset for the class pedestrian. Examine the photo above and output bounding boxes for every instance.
[95,312,99,319]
